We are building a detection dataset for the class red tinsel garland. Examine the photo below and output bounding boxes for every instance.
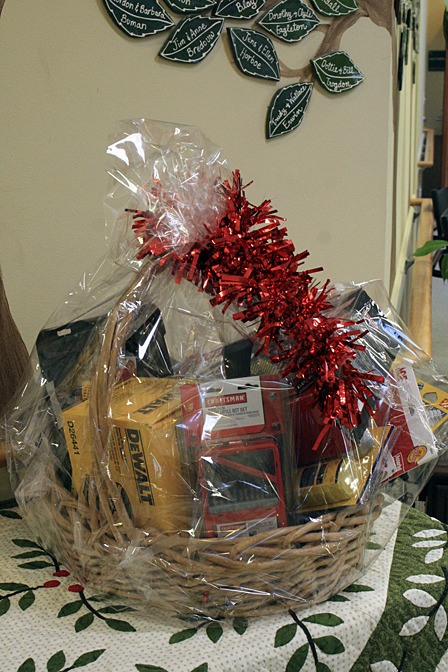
[129,170,383,429]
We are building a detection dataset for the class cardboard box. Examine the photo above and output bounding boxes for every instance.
[62,377,193,532]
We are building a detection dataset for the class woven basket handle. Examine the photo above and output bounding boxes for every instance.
[87,260,161,538]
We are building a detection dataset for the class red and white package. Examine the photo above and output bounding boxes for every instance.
[377,364,438,482]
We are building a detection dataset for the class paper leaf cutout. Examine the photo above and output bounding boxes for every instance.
[312,50,364,94]
[266,82,312,138]
[403,589,437,608]
[232,616,248,635]
[0,597,10,616]
[160,17,224,63]
[316,663,332,672]
[399,615,429,637]
[309,0,358,17]
[412,539,446,548]
[425,548,444,564]
[370,663,398,672]
[303,613,344,627]
[215,0,265,19]
[413,529,447,538]
[275,623,297,647]
[46,651,66,672]
[206,622,223,642]
[17,660,36,672]
[105,618,136,631]
[164,0,216,13]
[228,28,279,80]
[58,600,83,618]
[169,628,198,644]
[434,606,447,641]
[258,0,319,43]
[71,650,106,668]
[75,613,94,632]
[343,584,374,592]
[18,591,35,611]
[286,644,309,672]
[406,574,444,584]
[0,582,30,591]
[102,0,174,37]
[314,636,345,655]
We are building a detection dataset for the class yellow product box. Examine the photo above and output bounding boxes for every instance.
[294,428,385,513]
[62,377,192,533]
[417,379,448,433]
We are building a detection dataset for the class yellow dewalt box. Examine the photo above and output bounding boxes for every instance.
[62,377,192,533]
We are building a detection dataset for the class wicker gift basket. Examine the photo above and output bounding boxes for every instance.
[5,120,448,618]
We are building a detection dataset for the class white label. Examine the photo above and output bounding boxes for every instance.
[200,376,265,438]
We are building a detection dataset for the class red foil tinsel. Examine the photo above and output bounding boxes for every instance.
[130,170,383,429]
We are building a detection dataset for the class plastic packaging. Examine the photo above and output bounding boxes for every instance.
[5,120,448,618]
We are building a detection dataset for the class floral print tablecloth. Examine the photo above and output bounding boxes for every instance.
[0,504,448,672]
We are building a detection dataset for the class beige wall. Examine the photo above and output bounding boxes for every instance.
[0,1,393,350]
[425,0,445,134]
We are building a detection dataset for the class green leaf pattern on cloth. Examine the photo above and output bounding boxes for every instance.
[351,510,448,671]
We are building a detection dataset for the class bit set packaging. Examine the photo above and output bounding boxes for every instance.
[5,120,448,618]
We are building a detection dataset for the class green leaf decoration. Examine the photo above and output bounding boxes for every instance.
[105,617,137,632]
[0,596,11,616]
[18,560,53,570]
[72,650,106,668]
[215,0,265,20]
[58,600,83,618]
[0,582,30,591]
[303,613,344,627]
[135,666,169,672]
[13,551,47,559]
[98,604,136,614]
[314,635,345,655]
[328,594,349,602]
[414,240,448,256]
[316,663,332,672]
[169,628,198,644]
[190,665,208,672]
[206,622,223,643]
[228,28,279,80]
[164,0,216,14]
[343,583,374,593]
[102,0,173,37]
[160,16,224,63]
[17,659,36,672]
[309,0,358,16]
[258,0,319,43]
[12,539,42,549]
[286,643,309,672]
[266,82,313,138]
[441,253,448,281]
[233,616,248,635]
[311,50,364,94]
[19,591,36,611]
[0,509,21,519]
[46,651,66,672]
[274,623,297,647]
[75,612,95,632]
